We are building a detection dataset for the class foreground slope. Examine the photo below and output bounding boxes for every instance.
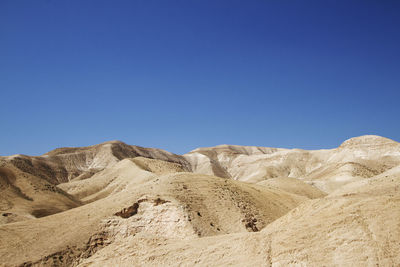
[80,164,400,266]
[0,158,307,266]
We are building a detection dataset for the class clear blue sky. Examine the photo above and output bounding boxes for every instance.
[1,0,399,155]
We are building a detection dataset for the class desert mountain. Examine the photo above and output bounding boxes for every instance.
[185,135,400,192]
[0,135,399,266]
[0,141,188,224]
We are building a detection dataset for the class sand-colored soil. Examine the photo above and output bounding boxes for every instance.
[0,135,399,266]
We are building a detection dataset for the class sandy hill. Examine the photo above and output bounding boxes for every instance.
[0,162,307,266]
[256,177,326,199]
[94,166,398,267]
[0,141,189,224]
[184,135,400,192]
[0,135,399,266]
[0,163,81,224]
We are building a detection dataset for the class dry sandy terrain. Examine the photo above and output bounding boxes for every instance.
[0,135,399,266]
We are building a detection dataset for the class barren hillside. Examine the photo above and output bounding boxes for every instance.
[0,135,399,266]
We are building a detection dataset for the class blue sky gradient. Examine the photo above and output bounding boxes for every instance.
[1,0,400,155]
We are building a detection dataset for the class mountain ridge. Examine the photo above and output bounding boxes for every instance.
[0,134,399,266]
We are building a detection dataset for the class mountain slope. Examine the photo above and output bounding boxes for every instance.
[77,164,400,266]
[184,135,400,192]
[0,167,307,266]
[0,135,399,266]
[0,141,190,224]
